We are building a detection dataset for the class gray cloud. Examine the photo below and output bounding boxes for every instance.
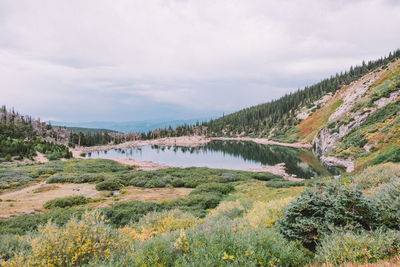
[0,0,399,122]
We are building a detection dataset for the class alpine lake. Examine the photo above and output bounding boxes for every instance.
[84,140,338,179]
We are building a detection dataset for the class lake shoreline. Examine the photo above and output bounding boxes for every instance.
[71,135,311,157]
[72,136,310,181]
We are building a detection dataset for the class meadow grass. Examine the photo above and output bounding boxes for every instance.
[2,159,400,266]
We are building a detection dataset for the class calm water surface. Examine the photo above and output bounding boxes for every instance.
[85,140,336,178]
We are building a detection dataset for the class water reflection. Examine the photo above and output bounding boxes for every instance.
[85,140,337,178]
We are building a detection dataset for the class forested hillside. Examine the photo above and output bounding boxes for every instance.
[0,106,71,161]
[204,50,400,140]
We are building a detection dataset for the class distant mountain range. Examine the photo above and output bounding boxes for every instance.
[48,118,209,133]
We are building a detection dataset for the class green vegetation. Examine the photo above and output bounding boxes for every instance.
[0,106,72,161]
[1,160,400,266]
[316,229,400,265]
[95,179,122,191]
[372,146,400,165]
[43,196,89,209]
[265,179,304,188]
[0,159,130,191]
[279,184,379,250]
[102,201,169,227]
[68,131,114,147]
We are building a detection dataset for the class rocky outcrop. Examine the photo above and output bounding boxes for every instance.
[311,59,400,171]
[312,108,373,157]
[320,155,354,172]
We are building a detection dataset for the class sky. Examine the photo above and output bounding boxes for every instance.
[0,0,399,123]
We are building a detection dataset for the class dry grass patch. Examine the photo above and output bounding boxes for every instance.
[31,184,60,194]
[99,186,193,205]
[0,183,101,216]
[224,180,304,203]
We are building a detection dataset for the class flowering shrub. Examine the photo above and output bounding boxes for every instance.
[3,211,120,266]
[136,209,202,234]
[245,198,294,228]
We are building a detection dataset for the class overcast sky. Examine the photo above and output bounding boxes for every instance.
[0,0,399,122]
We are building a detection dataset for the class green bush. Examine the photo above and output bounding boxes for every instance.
[0,234,31,261]
[190,182,234,195]
[372,146,400,165]
[43,196,89,209]
[120,167,251,189]
[102,201,169,227]
[375,181,400,229]
[5,154,12,162]
[172,193,221,216]
[266,179,304,188]
[278,184,379,250]
[62,159,130,173]
[96,179,122,191]
[252,172,283,181]
[364,99,400,126]
[316,229,400,265]
[0,208,85,235]
[47,173,105,184]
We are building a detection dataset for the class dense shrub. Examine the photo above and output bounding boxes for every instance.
[0,234,30,261]
[316,229,400,265]
[62,159,130,173]
[95,179,122,191]
[372,146,400,165]
[375,181,400,229]
[190,182,234,195]
[278,184,379,250]
[364,99,400,126]
[43,196,89,209]
[252,172,283,181]
[120,167,249,189]
[0,168,34,190]
[172,193,221,217]
[116,225,312,266]
[46,173,105,184]
[265,179,304,188]
[0,208,85,235]
[102,201,169,227]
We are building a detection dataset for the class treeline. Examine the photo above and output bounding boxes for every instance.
[140,124,204,140]
[68,132,113,147]
[68,131,143,147]
[203,49,400,137]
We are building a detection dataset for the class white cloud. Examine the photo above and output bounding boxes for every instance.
[0,0,399,121]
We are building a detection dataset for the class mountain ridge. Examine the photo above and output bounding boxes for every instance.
[49,118,208,133]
